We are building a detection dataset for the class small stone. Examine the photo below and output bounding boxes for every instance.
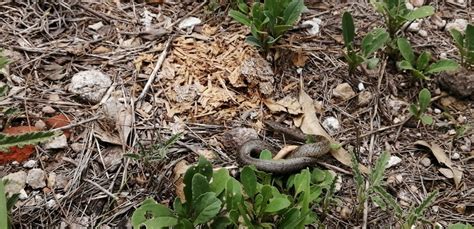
[302,17,323,35]
[445,19,468,32]
[2,171,27,196]
[69,70,112,104]
[418,29,428,37]
[47,172,56,188]
[410,0,424,7]
[26,168,46,189]
[333,83,355,101]
[434,108,442,114]
[455,204,466,214]
[457,115,466,123]
[439,52,448,59]
[23,160,38,168]
[46,199,57,209]
[178,17,201,30]
[102,146,123,171]
[358,82,365,91]
[421,157,431,167]
[451,152,460,160]
[41,106,55,114]
[18,189,28,200]
[357,91,373,106]
[408,22,420,32]
[395,174,403,183]
[386,156,402,168]
[405,2,414,10]
[220,127,259,150]
[393,117,402,124]
[432,205,439,213]
[34,119,47,130]
[447,129,457,135]
[434,88,442,95]
[322,117,340,135]
[43,134,68,149]
[55,174,69,190]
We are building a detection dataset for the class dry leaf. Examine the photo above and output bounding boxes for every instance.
[263,96,302,114]
[292,51,308,67]
[173,160,189,201]
[298,88,369,173]
[415,140,463,188]
[263,99,287,113]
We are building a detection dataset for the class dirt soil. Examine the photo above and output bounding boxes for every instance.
[0,0,473,228]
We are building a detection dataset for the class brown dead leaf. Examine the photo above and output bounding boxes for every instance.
[274,145,299,160]
[299,88,369,173]
[415,140,463,188]
[263,99,287,113]
[292,51,309,67]
[173,160,189,201]
[263,96,302,115]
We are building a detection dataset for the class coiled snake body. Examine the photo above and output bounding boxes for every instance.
[238,121,331,174]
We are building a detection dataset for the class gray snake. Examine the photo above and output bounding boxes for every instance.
[238,121,331,174]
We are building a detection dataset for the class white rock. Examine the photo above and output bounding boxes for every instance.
[46,199,57,209]
[178,17,201,30]
[322,117,340,135]
[432,205,439,213]
[421,157,431,167]
[34,119,47,130]
[88,22,104,31]
[18,189,28,200]
[418,29,428,37]
[408,22,421,32]
[406,2,414,10]
[445,19,468,32]
[26,168,46,189]
[43,134,68,149]
[410,0,424,7]
[70,143,84,153]
[2,171,27,196]
[358,82,365,91]
[447,129,457,135]
[69,70,112,104]
[386,156,402,168]
[333,83,355,101]
[302,17,323,35]
[457,115,466,123]
[434,108,442,114]
[23,160,38,168]
[393,117,402,124]
[42,106,55,114]
[452,152,460,160]
[439,52,448,59]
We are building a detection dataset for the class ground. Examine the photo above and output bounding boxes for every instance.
[0,0,473,228]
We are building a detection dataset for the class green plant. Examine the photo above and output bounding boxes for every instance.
[342,12,389,76]
[351,151,391,216]
[370,0,434,39]
[449,23,474,68]
[374,186,438,229]
[124,133,182,163]
[0,180,20,229]
[229,0,306,53]
[397,38,459,80]
[409,88,433,125]
[131,156,336,228]
[448,223,474,229]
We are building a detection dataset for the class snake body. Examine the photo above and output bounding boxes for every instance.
[238,121,331,174]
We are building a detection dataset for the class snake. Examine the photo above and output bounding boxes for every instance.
[238,121,331,174]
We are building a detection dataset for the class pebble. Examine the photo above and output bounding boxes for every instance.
[68,70,112,104]
[41,106,56,114]
[47,172,57,188]
[421,157,431,167]
[43,134,68,149]
[178,17,201,30]
[70,142,85,153]
[434,108,442,114]
[445,19,468,32]
[432,205,439,213]
[358,82,365,91]
[34,119,47,130]
[88,21,104,31]
[418,29,428,37]
[386,156,402,168]
[408,22,421,32]
[18,189,28,200]
[410,0,424,7]
[46,199,57,209]
[340,206,352,220]
[457,115,466,124]
[447,129,457,135]
[2,171,27,195]
[23,160,38,168]
[406,2,414,10]
[302,17,323,35]
[357,91,373,106]
[26,168,46,189]
[451,152,460,160]
[333,83,355,101]
[322,117,340,135]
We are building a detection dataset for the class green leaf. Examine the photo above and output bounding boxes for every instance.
[192,192,222,225]
[0,85,8,97]
[279,208,303,229]
[225,177,242,210]
[409,104,419,116]
[246,36,263,49]
[373,186,403,218]
[265,197,291,213]
[192,174,211,201]
[405,6,434,20]
[397,38,415,65]
[448,223,474,229]
[369,151,390,187]
[406,190,438,227]
[371,195,387,210]
[366,57,380,69]
[420,115,433,125]
[143,217,178,228]
[465,24,474,63]
[210,216,232,229]
[0,131,60,152]
[257,185,273,215]
[259,149,273,160]
[210,168,230,196]
[229,10,251,27]
[416,51,431,71]
[0,180,8,229]
[362,28,389,57]
[425,60,459,75]
[183,156,213,203]
[342,12,355,48]
[176,219,193,229]
[241,166,257,198]
[418,88,431,113]
[0,52,8,70]
[398,60,415,70]
[283,0,305,25]
[173,198,187,217]
[293,169,310,195]
[449,28,464,49]
[311,168,327,183]
[238,2,249,14]
[131,198,174,228]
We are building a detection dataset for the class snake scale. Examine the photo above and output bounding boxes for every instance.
[238,121,331,174]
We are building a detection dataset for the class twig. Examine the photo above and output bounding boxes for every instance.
[136,36,173,101]
[84,178,118,200]
[51,115,101,131]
